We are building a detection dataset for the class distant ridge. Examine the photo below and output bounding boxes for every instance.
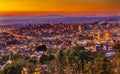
[45,14,63,17]
[0,15,120,24]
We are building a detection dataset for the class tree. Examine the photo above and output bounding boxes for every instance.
[102,57,114,74]
[2,62,23,74]
[35,45,47,51]
[84,51,97,74]
[113,44,120,52]
[113,44,120,74]
[92,51,114,74]
[40,54,48,64]
[65,45,93,74]
[64,45,115,74]
[56,50,66,74]
[24,62,36,73]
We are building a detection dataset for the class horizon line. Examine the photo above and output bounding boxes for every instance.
[0,11,120,16]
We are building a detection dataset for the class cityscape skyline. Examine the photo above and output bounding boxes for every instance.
[0,0,120,74]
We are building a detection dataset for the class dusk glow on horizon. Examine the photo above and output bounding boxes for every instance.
[0,0,120,15]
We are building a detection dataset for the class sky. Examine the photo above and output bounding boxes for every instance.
[0,0,120,15]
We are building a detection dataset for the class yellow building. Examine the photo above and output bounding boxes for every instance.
[78,25,82,34]
[32,72,40,74]
[104,30,111,40]
[22,67,28,74]
[97,31,101,40]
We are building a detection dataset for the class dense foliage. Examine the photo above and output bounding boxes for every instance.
[1,44,120,74]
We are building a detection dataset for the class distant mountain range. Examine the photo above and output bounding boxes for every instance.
[0,15,120,24]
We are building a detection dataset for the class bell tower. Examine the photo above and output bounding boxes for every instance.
[104,24,111,40]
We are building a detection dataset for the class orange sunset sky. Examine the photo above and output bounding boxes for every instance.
[0,0,120,15]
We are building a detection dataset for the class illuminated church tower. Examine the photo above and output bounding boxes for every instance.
[97,31,101,40]
[78,25,82,34]
[104,24,111,40]
[104,30,111,40]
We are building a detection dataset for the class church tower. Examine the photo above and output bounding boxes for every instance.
[104,30,111,40]
[104,24,111,40]
[97,31,101,40]
[78,25,82,34]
